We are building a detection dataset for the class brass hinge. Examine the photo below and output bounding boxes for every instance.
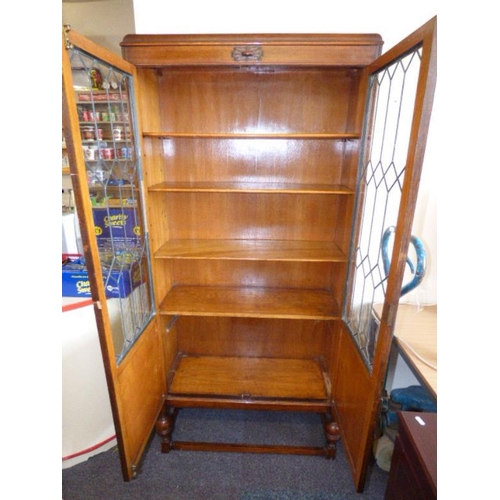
[387,304,397,328]
[64,24,73,50]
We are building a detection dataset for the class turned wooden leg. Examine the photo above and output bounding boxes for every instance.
[156,405,178,453]
[324,420,341,459]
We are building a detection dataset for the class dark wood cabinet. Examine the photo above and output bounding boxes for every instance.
[385,411,437,499]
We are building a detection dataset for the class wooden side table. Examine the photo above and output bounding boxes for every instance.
[385,411,437,499]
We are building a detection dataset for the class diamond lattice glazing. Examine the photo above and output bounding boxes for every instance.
[344,48,422,369]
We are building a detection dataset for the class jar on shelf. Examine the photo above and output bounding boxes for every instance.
[83,146,97,161]
[81,126,94,140]
[102,148,115,160]
[118,147,133,159]
[113,127,123,140]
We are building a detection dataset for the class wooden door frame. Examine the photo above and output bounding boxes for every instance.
[62,26,166,481]
[337,17,437,492]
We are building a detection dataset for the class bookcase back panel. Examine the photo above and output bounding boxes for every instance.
[158,68,361,134]
[164,193,346,241]
[176,316,333,360]
[169,259,338,290]
[160,138,351,185]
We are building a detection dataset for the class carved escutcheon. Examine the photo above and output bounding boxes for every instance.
[232,46,264,62]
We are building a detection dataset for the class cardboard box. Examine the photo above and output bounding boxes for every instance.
[92,208,142,249]
[62,256,144,298]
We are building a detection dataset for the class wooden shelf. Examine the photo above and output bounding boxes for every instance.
[149,181,354,194]
[168,355,330,402]
[159,285,339,319]
[77,91,127,103]
[88,184,137,191]
[79,121,129,124]
[81,140,131,145]
[155,239,347,262]
[144,132,360,140]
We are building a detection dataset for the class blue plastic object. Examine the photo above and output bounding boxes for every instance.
[381,226,426,297]
[386,385,437,427]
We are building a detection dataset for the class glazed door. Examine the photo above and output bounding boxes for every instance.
[335,18,437,491]
[62,28,165,480]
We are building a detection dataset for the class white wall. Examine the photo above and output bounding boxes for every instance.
[62,0,135,55]
[132,0,436,51]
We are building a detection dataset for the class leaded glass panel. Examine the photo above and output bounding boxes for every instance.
[67,47,154,364]
[344,47,422,370]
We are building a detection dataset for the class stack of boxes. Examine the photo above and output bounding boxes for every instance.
[62,208,143,299]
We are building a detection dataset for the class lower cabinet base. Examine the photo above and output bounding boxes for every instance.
[156,354,340,459]
[156,404,341,459]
